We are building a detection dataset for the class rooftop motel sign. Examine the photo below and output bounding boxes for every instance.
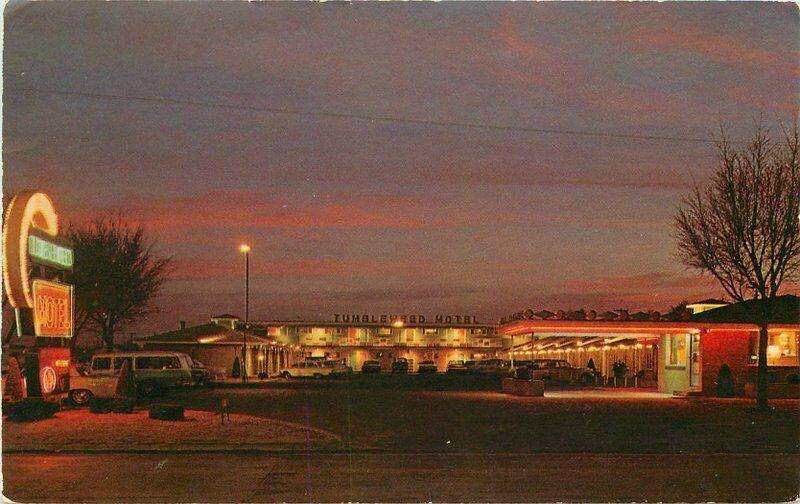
[2,191,74,338]
[333,313,480,324]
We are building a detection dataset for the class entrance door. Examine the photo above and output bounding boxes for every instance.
[690,334,701,391]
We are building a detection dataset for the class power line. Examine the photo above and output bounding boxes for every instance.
[9,85,717,144]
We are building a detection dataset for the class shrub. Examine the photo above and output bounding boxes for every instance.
[716,364,735,397]
[5,398,59,422]
[231,357,241,378]
[149,403,184,421]
[4,357,25,402]
[89,397,114,414]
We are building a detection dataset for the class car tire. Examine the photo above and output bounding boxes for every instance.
[69,389,93,406]
[313,373,323,379]
[282,372,292,379]
[137,380,159,397]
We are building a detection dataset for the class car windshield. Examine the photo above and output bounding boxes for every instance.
[464,361,476,367]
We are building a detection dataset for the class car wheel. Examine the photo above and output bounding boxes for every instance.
[69,389,93,405]
[282,371,292,379]
[313,373,323,379]
[137,380,159,397]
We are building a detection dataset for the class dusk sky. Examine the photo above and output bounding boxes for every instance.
[3,2,798,336]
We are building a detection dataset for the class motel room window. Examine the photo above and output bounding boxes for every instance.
[378,327,392,336]
[667,334,687,367]
[761,331,799,367]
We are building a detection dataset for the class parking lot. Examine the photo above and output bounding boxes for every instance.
[159,373,800,454]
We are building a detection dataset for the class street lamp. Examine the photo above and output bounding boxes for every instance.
[240,243,251,383]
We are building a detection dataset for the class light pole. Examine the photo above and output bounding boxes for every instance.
[240,243,251,383]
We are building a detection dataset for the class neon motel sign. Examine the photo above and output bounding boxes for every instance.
[2,191,74,337]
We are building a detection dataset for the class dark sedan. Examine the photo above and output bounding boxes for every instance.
[417,360,438,373]
[361,360,383,374]
[391,358,410,374]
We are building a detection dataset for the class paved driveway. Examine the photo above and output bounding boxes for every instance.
[5,452,799,502]
[159,374,800,453]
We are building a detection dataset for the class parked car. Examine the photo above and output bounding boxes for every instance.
[190,359,215,386]
[361,360,383,374]
[446,360,467,374]
[417,360,438,373]
[69,351,195,404]
[473,358,513,376]
[391,358,410,374]
[516,359,593,383]
[323,359,353,376]
[280,361,334,379]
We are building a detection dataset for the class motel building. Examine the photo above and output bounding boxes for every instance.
[138,314,302,379]
[261,314,500,372]
[139,313,500,376]
[498,295,800,397]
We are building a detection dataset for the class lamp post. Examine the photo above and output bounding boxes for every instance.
[240,243,251,383]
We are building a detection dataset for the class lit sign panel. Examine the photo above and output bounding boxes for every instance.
[38,347,71,396]
[28,234,74,270]
[333,313,481,324]
[2,191,60,308]
[32,279,73,338]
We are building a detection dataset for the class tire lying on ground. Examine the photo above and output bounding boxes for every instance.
[149,403,185,421]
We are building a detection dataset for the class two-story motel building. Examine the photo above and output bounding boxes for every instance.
[264,314,500,372]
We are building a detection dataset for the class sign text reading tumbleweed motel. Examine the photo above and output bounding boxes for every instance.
[333,313,480,324]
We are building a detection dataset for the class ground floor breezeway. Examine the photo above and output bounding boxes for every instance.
[304,346,500,373]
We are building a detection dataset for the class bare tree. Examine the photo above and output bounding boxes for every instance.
[674,121,800,411]
[67,219,173,351]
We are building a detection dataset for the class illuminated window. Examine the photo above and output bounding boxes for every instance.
[667,334,687,367]
[424,328,438,335]
[377,327,391,335]
[762,331,799,366]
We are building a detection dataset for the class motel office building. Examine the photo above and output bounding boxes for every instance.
[499,296,800,397]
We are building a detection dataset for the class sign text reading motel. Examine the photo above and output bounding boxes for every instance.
[333,313,480,324]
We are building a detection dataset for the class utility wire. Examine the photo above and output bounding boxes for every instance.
[9,85,717,144]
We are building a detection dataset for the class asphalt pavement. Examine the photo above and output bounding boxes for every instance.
[4,452,799,502]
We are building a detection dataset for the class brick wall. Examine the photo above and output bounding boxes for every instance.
[700,329,754,396]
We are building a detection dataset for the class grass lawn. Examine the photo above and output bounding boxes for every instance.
[162,374,799,453]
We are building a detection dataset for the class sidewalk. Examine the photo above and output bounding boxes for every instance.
[2,409,343,453]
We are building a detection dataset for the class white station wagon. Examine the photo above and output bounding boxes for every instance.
[279,361,335,379]
[69,351,194,404]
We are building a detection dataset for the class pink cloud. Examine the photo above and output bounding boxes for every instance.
[171,256,437,281]
[66,190,458,233]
